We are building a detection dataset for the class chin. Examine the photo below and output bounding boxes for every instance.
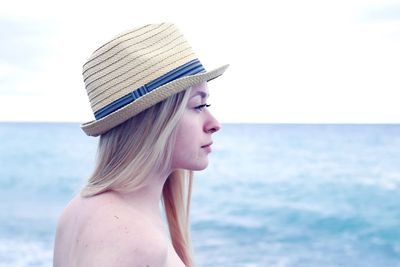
[171,156,210,171]
[187,159,209,171]
[194,163,209,171]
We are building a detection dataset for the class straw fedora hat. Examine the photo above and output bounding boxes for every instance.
[81,23,229,136]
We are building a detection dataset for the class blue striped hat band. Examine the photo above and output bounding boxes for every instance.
[94,58,205,120]
[81,23,228,137]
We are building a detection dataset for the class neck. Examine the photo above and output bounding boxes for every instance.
[116,169,171,225]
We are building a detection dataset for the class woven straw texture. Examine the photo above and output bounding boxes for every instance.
[81,23,228,136]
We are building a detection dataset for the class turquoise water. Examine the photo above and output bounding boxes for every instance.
[0,123,400,266]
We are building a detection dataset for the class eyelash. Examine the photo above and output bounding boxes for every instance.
[194,103,211,111]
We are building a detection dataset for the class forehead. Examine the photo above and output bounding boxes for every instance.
[190,82,209,98]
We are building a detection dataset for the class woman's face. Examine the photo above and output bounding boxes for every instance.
[171,82,221,171]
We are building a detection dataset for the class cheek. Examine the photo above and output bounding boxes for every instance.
[175,111,197,140]
[171,114,208,170]
[174,117,197,155]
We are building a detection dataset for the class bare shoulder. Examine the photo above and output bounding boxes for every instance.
[55,192,168,267]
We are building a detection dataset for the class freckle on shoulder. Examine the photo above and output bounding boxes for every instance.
[78,193,168,266]
[86,218,168,266]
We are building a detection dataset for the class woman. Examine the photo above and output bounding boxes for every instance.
[54,23,229,266]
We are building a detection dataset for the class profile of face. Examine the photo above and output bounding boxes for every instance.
[171,82,221,171]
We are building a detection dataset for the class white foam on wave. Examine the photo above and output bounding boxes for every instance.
[359,172,400,190]
[0,238,52,267]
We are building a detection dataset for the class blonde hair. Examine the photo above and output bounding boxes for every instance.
[81,88,195,266]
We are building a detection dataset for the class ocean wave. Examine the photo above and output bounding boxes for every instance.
[0,238,52,267]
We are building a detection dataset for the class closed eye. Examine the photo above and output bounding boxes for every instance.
[194,103,211,111]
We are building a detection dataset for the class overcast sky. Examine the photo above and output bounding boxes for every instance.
[1,0,399,123]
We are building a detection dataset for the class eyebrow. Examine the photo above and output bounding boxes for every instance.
[191,91,209,99]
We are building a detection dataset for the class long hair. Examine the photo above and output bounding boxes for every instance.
[81,88,195,266]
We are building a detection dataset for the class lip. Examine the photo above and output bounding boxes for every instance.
[201,142,213,153]
[201,142,213,148]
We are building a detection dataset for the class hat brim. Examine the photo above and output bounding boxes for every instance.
[81,64,229,136]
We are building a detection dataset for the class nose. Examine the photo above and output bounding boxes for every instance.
[204,110,221,134]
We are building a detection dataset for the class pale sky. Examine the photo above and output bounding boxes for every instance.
[1,0,399,123]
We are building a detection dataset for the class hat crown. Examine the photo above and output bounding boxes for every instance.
[82,23,197,114]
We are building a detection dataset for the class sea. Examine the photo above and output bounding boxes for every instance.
[0,123,399,267]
